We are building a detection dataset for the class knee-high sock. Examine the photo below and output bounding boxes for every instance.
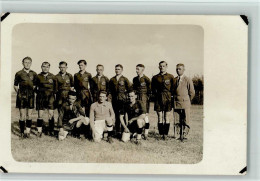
[49,117,54,132]
[19,120,25,134]
[26,119,32,133]
[37,119,43,132]
[137,128,143,140]
[107,125,114,137]
[158,123,164,135]
[164,123,170,135]
[145,116,149,135]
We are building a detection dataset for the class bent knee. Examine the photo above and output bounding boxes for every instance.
[137,119,145,128]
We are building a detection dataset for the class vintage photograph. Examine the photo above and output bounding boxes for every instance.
[0,14,247,175]
[11,23,203,163]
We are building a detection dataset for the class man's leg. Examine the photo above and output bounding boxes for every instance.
[144,114,150,140]
[136,118,145,144]
[76,117,90,139]
[156,111,164,138]
[105,118,114,143]
[37,110,44,137]
[25,109,33,138]
[163,111,171,139]
[48,109,55,136]
[183,108,191,138]
[19,109,26,139]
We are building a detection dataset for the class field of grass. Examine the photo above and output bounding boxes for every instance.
[11,93,203,164]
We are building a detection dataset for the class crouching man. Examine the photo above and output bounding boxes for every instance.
[89,91,115,143]
[57,91,90,141]
[120,90,146,145]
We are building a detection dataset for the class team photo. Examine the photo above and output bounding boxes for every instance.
[11,23,203,164]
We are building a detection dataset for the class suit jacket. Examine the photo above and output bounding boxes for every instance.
[173,75,195,109]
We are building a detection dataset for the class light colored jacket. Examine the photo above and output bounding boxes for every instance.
[173,75,195,109]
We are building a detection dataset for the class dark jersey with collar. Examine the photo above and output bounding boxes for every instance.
[58,101,85,128]
[91,75,109,94]
[151,73,174,95]
[133,74,151,95]
[36,72,57,92]
[14,69,37,91]
[109,75,131,100]
[120,100,146,120]
[56,72,74,91]
[74,71,92,91]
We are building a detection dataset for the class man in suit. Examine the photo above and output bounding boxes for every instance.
[173,63,195,140]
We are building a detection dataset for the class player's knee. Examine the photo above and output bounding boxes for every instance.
[137,119,144,128]
[82,117,89,125]
[105,117,113,126]
[76,121,82,128]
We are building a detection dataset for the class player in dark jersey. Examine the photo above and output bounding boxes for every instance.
[120,90,146,145]
[109,64,131,137]
[58,91,89,141]
[91,64,109,103]
[151,61,174,140]
[14,57,37,139]
[35,62,57,137]
[56,61,74,111]
[74,60,93,117]
[133,64,151,140]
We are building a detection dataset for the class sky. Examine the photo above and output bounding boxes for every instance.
[12,23,203,84]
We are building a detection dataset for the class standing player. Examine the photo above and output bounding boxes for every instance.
[58,91,89,141]
[120,90,146,145]
[132,64,151,140]
[151,61,174,140]
[89,91,115,143]
[74,60,93,117]
[91,64,109,103]
[14,57,37,139]
[173,63,195,140]
[35,62,57,137]
[56,61,74,111]
[109,64,131,137]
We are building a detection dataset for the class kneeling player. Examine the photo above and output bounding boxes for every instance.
[120,90,146,145]
[14,57,37,139]
[89,91,115,143]
[58,91,89,140]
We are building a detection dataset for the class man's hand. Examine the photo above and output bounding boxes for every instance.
[69,119,75,124]
[128,118,134,124]
[124,127,130,133]
[59,128,64,136]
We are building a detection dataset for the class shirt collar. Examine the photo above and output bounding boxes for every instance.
[79,70,86,75]
[138,74,144,78]
[23,68,30,73]
[116,74,122,80]
[178,74,184,80]
[97,101,108,107]
[60,72,67,76]
[160,72,167,75]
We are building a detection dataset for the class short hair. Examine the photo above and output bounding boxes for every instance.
[59,61,67,66]
[128,89,136,95]
[22,56,32,63]
[159,61,168,66]
[136,64,145,68]
[68,91,77,97]
[96,64,104,69]
[99,90,108,96]
[41,62,50,67]
[176,63,185,68]
[115,64,123,69]
[77,60,87,65]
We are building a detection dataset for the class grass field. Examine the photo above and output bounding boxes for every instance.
[11,93,203,164]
